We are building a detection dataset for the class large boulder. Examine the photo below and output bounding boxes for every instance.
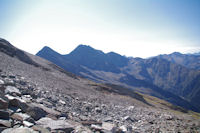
[6,95,28,112]
[5,86,21,96]
[11,113,31,121]
[0,119,11,132]
[73,125,93,133]
[31,125,51,133]
[36,117,74,132]
[8,98,59,121]
[0,93,9,109]
[0,127,7,133]
[0,110,10,120]
[6,95,47,121]
[28,103,61,119]
[26,106,47,121]
[4,79,15,86]
[2,127,38,133]
[0,119,12,128]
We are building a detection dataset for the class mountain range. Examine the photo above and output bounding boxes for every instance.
[1,38,200,132]
[37,45,200,112]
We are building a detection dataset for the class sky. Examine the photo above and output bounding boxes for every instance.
[0,0,200,58]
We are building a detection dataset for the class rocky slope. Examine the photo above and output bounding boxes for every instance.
[157,52,200,70]
[37,45,200,112]
[1,38,200,132]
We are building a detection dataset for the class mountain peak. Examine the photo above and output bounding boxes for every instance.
[36,46,61,57]
[171,52,182,56]
[0,38,14,48]
[69,44,104,56]
[193,52,200,55]
[76,44,92,49]
[40,46,54,52]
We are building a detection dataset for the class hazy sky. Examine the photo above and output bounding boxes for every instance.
[0,0,200,58]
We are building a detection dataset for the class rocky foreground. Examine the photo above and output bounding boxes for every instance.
[0,71,200,133]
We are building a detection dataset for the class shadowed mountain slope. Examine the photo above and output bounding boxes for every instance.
[37,45,200,112]
[0,38,39,67]
[157,52,200,70]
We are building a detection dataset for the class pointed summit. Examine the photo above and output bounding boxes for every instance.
[171,52,182,56]
[73,44,94,51]
[69,44,104,56]
[37,46,55,54]
[36,46,61,57]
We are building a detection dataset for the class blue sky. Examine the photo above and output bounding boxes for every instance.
[0,0,200,58]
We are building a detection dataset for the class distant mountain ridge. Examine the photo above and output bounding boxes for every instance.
[37,45,200,112]
[66,45,129,73]
[157,52,200,70]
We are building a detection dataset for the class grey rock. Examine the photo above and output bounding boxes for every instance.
[33,103,61,117]
[84,103,92,112]
[103,116,113,122]
[49,95,58,103]
[102,122,115,131]
[21,95,32,102]
[27,103,60,120]
[11,113,24,121]
[81,120,102,126]
[74,125,92,133]
[0,74,6,78]
[0,85,6,93]
[36,117,74,132]
[25,117,35,124]
[119,125,127,132]
[19,80,27,86]
[39,100,53,108]
[4,79,15,86]
[31,125,51,133]
[126,106,134,111]
[0,93,9,109]
[12,113,31,121]
[8,75,15,79]
[123,116,137,122]
[5,86,21,96]
[162,114,174,120]
[21,89,34,96]
[79,115,88,121]
[7,95,28,112]
[16,108,22,112]
[0,127,7,132]
[0,119,12,127]
[2,127,38,133]
[26,106,47,121]
[58,100,66,105]
[95,107,102,113]
[126,126,133,133]
[0,110,9,120]
[91,124,102,131]
[23,121,34,127]
[12,121,22,128]
[0,79,4,85]
[111,127,124,133]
